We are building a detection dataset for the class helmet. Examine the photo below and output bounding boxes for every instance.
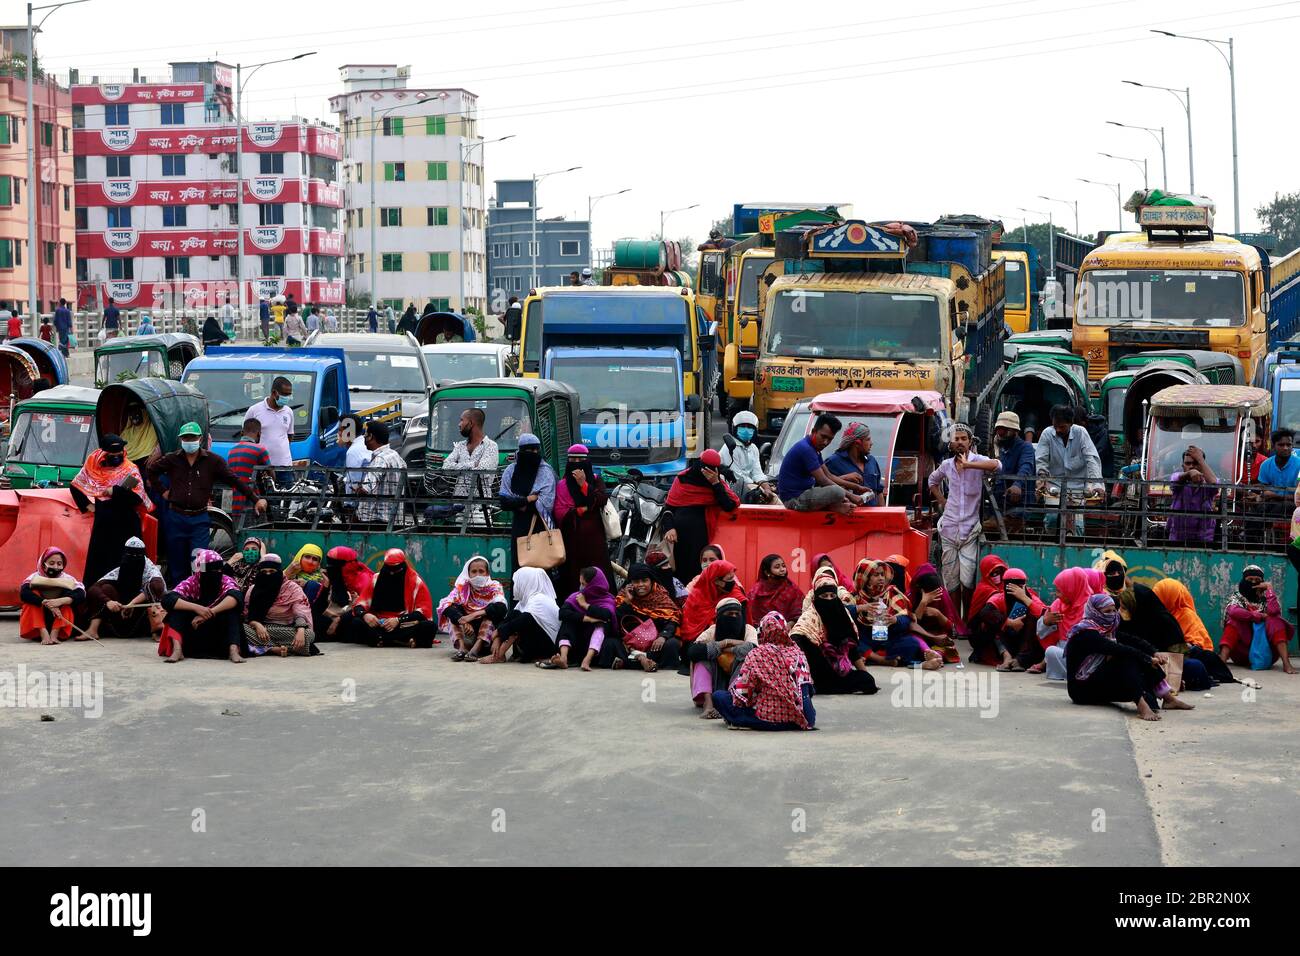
[731,410,759,430]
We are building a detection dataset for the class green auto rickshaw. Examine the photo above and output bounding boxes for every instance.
[2,384,101,488]
[95,377,210,469]
[94,333,202,387]
[987,345,1090,446]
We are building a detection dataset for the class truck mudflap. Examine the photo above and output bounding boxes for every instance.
[710,505,930,592]
[0,489,160,604]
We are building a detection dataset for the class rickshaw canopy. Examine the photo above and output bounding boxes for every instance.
[1148,384,1271,417]
[809,388,946,416]
[416,312,477,345]
[95,377,209,455]
[6,338,67,385]
[0,345,41,401]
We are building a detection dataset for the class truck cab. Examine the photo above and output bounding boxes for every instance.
[992,242,1039,334]
[542,345,697,476]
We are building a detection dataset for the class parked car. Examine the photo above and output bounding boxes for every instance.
[421,343,512,386]
[304,331,433,430]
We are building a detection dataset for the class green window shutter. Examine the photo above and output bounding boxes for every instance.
[391,117,403,136]
[427,161,447,181]
[426,115,445,135]
[434,206,448,226]
[0,176,10,206]
[0,239,12,269]
[0,115,9,145]
[429,253,450,271]
[383,163,394,182]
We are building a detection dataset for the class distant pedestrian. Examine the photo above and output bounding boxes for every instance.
[220,295,236,340]
[102,297,120,339]
[305,306,320,335]
[38,315,53,342]
[259,297,271,340]
[503,296,522,341]
[580,267,597,286]
[5,304,21,340]
[0,301,12,337]
[53,299,73,357]
[367,305,378,333]
[385,304,396,334]
[322,309,339,333]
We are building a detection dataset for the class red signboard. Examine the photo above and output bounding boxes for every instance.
[76,226,345,258]
[72,83,205,106]
[76,177,343,208]
[73,123,343,159]
[81,278,344,309]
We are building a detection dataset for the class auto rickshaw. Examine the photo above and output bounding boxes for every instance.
[1140,384,1270,485]
[1,385,100,489]
[93,332,201,386]
[988,345,1089,446]
[95,377,210,467]
[0,345,41,443]
[1116,352,1246,466]
[415,311,477,345]
[6,337,67,387]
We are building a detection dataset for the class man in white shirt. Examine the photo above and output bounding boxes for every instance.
[442,407,499,520]
[719,409,777,503]
[341,414,372,491]
[357,421,407,524]
[244,376,296,467]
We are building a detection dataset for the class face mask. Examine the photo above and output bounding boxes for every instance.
[736,426,755,443]
[1105,572,1125,592]
[469,575,490,588]
[44,562,63,576]
[102,454,124,467]
[716,579,735,593]
[242,548,260,564]
[181,440,201,454]
[300,557,320,573]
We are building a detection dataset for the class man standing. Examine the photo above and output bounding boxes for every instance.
[259,297,272,340]
[147,422,266,584]
[243,376,296,472]
[927,422,999,619]
[580,267,597,286]
[825,421,882,506]
[226,418,270,515]
[283,307,308,347]
[53,299,73,356]
[341,413,372,494]
[776,413,865,513]
[102,297,120,339]
[356,421,407,525]
[220,295,236,340]
[385,303,396,334]
[270,297,286,328]
[5,303,21,340]
[1034,403,1102,534]
[322,309,339,333]
[989,410,1035,530]
[0,301,12,338]
[503,296,523,341]
[367,305,378,334]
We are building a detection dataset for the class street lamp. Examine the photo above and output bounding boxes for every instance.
[659,203,699,243]
[530,166,582,289]
[588,188,631,267]
[1079,178,1124,231]
[460,134,515,312]
[1038,195,1079,237]
[1107,121,1167,191]
[25,0,90,321]
[1018,206,1054,277]
[1152,29,1238,231]
[235,51,315,323]
[1123,80,1193,194]
[1099,151,1148,191]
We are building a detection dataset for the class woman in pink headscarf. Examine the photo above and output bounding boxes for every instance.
[1034,566,1102,678]
[552,443,614,599]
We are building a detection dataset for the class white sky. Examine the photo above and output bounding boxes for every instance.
[31,0,1300,248]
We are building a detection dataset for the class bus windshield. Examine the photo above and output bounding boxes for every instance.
[549,355,680,421]
[7,411,96,466]
[523,294,691,367]
[1079,269,1246,327]
[766,289,941,360]
[1276,379,1300,432]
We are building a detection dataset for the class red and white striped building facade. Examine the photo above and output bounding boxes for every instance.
[72,61,344,310]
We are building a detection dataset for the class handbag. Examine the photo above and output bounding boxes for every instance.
[1248,621,1273,670]
[516,514,565,570]
[622,616,659,652]
[601,499,622,541]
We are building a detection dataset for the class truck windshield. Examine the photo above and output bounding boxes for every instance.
[185,370,316,441]
[343,350,427,392]
[1277,379,1300,432]
[1079,269,1245,327]
[423,350,500,383]
[429,397,531,453]
[737,256,767,313]
[524,294,691,367]
[766,289,941,360]
[1146,416,1239,480]
[1004,259,1027,309]
[96,348,164,383]
[550,356,680,421]
[7,411,96,466]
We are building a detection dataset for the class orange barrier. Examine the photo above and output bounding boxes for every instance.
[0,489,158,604]
[711,505,931,590]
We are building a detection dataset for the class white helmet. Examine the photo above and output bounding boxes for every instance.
[731,410,759,429]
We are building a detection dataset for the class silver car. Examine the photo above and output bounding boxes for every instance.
[305,332,433,436]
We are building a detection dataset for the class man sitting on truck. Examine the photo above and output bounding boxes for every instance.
[1256,428,1300,515]
[776,413,866,514]
[719,410,777,504]
[1034,404,1103,536]
[825,422,882,506]
[988,411,1036,532]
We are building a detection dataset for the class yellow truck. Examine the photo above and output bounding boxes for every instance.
[750,218,1008,442]
[1062,203,1300,388]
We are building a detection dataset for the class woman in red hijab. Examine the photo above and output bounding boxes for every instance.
[967,554,1007,623]
[661,450,739,585]
[680,559,745,643]
[352,548,437,648]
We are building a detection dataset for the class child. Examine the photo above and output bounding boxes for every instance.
[38,316,53,343]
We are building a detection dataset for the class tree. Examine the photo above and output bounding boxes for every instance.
[711,215,734,237]
[1256,191,1300,252]
[1001,222,1099,269]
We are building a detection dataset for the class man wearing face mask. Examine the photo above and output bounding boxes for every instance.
[148,422,266,585]
[243,376,296,470]
[719,410,777,504]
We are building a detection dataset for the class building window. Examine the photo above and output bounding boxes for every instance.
[163,205,187,227]
[355,163,363,183]
[75,206,88,230]
[382,116,403,136]
[105,104,129,125]
[512,241,521,258]
[357,253,365,273]
[380,207,401,227]
[259,204,285,226]
[164,256,190,279]
[70,106,84,130]
[491,242,504,259]
[427,206,448,226]
[0,176,10,206]
[383,162,405,182]
[161,154,186,176]
[0,239,12,268]
[76,257,88,281]
[426,115,446,135]
[427,161,447,181]
[528,240,539,257]
[160,104,185,125]
[41,122,53,147]
[63,185,70,211]
[513,276,522,292]
[0,115,10,143]
[64,243,71,269]
[106,206,132,228]
[381,253,402,272]
[356,208,363,229]
[62,127,69,152]
[261,254,286,275]
[109,258,134,280]
[429,297,450,312]
[560,240,580,257]
[40,182,53,206]
[259,153,284,174]
[105,155,130,177]
[11,178,18,206]
[74,155,86,180]
[429,252,450,271]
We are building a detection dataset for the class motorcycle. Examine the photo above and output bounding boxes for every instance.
[607,468,669,579]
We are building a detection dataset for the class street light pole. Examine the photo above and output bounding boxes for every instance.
[587,188,631,268]
[659,203,699,244]
[530,166,582,290]
[460,134,514,312]
[1079,178,1123,231]
[1018,206,1053,277]
[1039,195,1079,237]
[1107,121,1167,191]
[1123,80,1193,194]
[1100,152,1148,191]
[25,0,89,322]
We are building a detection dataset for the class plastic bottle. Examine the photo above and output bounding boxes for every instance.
[871,601,888,646]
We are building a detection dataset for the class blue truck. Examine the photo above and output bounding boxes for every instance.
[542,345,700,476]
[181,347,402,465]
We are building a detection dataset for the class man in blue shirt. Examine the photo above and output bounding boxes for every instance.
[825,421,882,506]
[102,297,120,339]
[990,410,1035,529]
[1258,428,1300,514]
[776,413,866,513]
[53,298,73,356]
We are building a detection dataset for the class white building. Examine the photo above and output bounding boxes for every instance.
[330,66,486,315]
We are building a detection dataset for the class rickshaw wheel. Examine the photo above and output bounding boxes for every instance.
[207,509,237,558]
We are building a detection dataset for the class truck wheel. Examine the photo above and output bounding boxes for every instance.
[975,405,994,454]
[207,509,237,558]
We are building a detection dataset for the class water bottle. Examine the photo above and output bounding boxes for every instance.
[871,601,888,647]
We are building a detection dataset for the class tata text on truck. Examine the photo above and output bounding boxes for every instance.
[750,218,1008,441]
[1061,201,1300,390]
[518,286,716,458]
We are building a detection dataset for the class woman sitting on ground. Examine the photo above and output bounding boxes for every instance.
[691,596,758,717]
[83,536,165,640]
[1219,565,1296,674]
[19,547,84,644]
[812,552,854,601]
[284,543,327,605]
[158,549,246,663]
[791,567,878,695]
[680,559,746,647]
[852,559,942,670]
[907,568,961,663]
[439,556,507,662]
[967,554,1007,624]
[481,566,560,664]
[1151,577,1238,685]
[712,612,816,732]
[1065,593,1194,720]
[644,548,687,604]
[748,553,805,625]
[612,562,683,672]
[542,566,618,671]
[970,568,1046,671]
[351,548,438,648]
[243,554,315,657]
[315,545,374,641]
[1037,566,1101,678]
[225,537,268,590]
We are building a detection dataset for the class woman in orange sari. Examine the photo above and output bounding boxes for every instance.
[19,547,85,644]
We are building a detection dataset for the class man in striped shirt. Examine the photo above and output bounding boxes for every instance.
[227,418,270,513]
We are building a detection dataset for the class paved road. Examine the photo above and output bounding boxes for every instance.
[2,622,1294,866]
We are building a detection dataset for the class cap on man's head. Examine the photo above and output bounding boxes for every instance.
[580,267,593,277]
[99,433,126,453]
[179,421,202,438]
[995,411,1021,432]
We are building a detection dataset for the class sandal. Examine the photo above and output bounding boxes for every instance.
[451,650,467,662]
[1026,661,1046,674]
[534,660,564,670]
[464,653,480,663]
